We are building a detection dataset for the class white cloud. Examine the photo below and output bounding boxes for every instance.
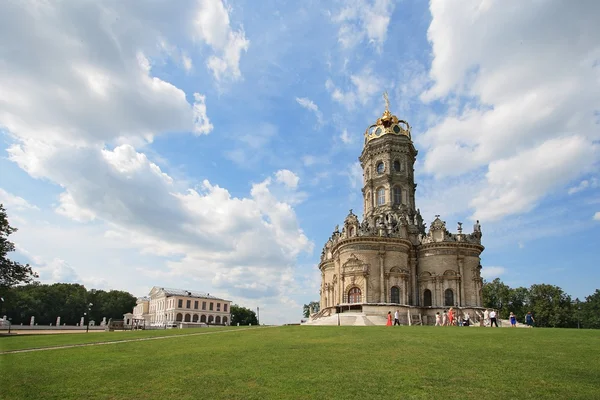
[275,170,300,189]
[295,97,324,126]
[326,68,382,109]
[340,129,352,144]
[347,162,363,189]
[194,0,249,81]
[568,177,599,195]
[418,0,600,221]
[471,136,597,221]
[481,266,506,280]
[0,188,39,211]
[332,0,395,51]
[594,212,600,221]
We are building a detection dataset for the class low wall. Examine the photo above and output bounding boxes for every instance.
[0,325,106,331]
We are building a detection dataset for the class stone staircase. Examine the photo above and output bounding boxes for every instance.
[303,313,389,326]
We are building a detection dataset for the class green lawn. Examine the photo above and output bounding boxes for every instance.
[0,326,243,352]
[1,326,599,399]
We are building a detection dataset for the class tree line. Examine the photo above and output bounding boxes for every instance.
[483,278,599,329]
[1,283,137,325]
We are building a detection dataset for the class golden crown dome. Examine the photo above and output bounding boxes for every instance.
[364,91,411,144]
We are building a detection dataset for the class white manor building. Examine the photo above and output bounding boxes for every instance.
[129,287,232,327]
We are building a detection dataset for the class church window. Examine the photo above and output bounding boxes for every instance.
[348,287,362,303]
[376,162,385,174]
[377,188,385,206]
[349,227,354,237]
[393,160,401,172]
[393,187,401,205]
[445,289,454,307]
[391,286,400,304]
[423,289,432,307]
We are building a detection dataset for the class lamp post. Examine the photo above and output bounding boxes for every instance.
[577,299,581,329]
[257,307,260,326]
[164,313,167,330]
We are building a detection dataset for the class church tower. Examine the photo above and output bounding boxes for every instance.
[360,93,418,221]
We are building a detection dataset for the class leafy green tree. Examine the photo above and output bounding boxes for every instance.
[580,289,600,329]
[93,289,137,321]
[303,301,320,318]
[482,278,511,318]
[0,204,38,290]
[528,284,574,328]
[230,304,258,326]
[507,287,530,321]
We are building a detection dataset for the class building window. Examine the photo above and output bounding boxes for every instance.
[184,314,191,322]
[393,187,401,205]
[178,299,183,308]
[224,304,228,312]
[215,316,221,324]
[348,287,361,303]
[210,302,214,311]
[377,188,385,206]
[176,313,183,322]
[208,315,214,324]
[217,303,221,311]
[445,289,454,307]
[391,286,400,304]
[423,289,432,307]
[200,315,207,323]
[202,301,206,310]
[223,316,228,325]
[186,300,191,309]
[194,301,198,309]
[376,162,385,174]
[192,315,199,322]
[393,160,401,172]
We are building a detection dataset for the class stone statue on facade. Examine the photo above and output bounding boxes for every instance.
[473,220,481,233]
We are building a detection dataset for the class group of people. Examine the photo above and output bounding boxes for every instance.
[434,308,472,326]
[385,308,536,327]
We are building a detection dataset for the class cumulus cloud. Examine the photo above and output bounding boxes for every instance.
[295,97,324,126]
[340,129,352,144]
[417,0,600,221]
[275,170,300,189]
[331,0,395,50]
[194,0,249,81]
[0,188,39,211]
[594,212,600,221]
[481,266,506,280]
[326,68,382,109]
[568,177,599,195]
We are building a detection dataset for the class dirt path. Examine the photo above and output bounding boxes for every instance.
[0,326,272,355]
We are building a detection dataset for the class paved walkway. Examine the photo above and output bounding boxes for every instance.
[0,326,271,355]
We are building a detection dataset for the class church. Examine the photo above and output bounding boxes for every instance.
[308,95,485,325]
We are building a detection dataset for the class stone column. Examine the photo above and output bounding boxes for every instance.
[30,316,35,326]
[434,277,439,307]
[56,316,61,326]
[378,249,385,303]
[404,279,409,305]
[458,255,465,307]
[411,252,418,306]
[363,274,369,303]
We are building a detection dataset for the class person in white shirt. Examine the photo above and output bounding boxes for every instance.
[435,312,442,326]
[483,309,490,327]
[442,310,448,326]
[393,310,400,326]
[489,310,498,327]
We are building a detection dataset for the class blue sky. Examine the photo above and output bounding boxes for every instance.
[1,0,599,324]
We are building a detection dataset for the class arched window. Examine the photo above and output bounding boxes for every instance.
[377,188,385,206]
[393,187,401,205]
[200,315,206,323]
[349,227,354,237]
[208,315,214,324]
[391,286,400,304]
[192,314,199,322]
[393,160,401,172]
[348,287,362,303]
[176,313,183,322]
[445,289,454,307]
[223,317,228,325]
[215,316,221,324]
[423,289,432,307]
[184,314,191,322]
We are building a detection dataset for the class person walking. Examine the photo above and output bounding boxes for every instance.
[386,311,393,326]
[509,312,517,327]
[448,307,454,326]
[483,309,490,327]
[435,312,442,326]
[393,310,401,326]
[489,310,498,327]
[525,312,535,328]
[442,310,448,326]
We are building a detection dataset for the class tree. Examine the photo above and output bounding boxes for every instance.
[482,278,511,318]
[507,287,530,321]
[0,204,38,289]
[303,301,320,318]
[528,284,574,328]
[581,289,600,329]
[92,289,137,321]
[230,304,258,326]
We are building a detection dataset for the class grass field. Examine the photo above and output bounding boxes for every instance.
[1,326,599,399]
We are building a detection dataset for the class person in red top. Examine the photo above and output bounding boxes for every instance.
[386,311,393,326]
[448,307,454,326]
